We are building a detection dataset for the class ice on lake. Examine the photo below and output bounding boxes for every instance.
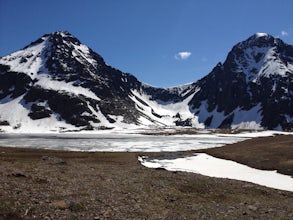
[0,132,247,152]
[0,130,287,152]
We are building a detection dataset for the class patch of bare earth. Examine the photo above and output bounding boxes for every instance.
[0,135,293,219]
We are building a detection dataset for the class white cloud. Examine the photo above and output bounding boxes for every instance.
[281,30,289,36]
[175,51,192,60]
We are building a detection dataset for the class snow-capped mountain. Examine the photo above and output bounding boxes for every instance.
[0,31,199,132]
[188,33,293,130]
[0,31,292,132]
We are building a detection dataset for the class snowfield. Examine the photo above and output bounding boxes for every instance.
[139,153,293,192]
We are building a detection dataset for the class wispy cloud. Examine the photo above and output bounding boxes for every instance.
[175,51,192,60]
[281,30,289,36]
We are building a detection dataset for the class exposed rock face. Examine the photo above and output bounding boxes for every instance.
[0,31,292,131]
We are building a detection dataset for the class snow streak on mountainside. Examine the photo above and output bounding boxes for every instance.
[0,31,292,132]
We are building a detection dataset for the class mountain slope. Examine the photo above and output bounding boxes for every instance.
[0,31,292,132]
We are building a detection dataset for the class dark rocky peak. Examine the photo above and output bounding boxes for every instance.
[236,33,283,49]
[22,31,106,75]
[36,31,106,77]
[46,31,104,62]
[45,31,81,45]
[24,31,83,50]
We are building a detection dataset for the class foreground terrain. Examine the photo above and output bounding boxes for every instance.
[0,135,293,219]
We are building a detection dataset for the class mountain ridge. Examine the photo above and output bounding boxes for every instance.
[0,31,292,132]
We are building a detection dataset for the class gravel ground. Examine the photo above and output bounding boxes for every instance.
[0,135,293,219]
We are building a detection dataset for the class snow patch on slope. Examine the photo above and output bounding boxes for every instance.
[192,102,264,130]
[258,47,293,79]
[193,100,226,128]
[139,153,293,192]
[231,104,263,130]
[0,36,50,78]
[130,89,203,128]
[234,45,293,82]
[71,43,97,68]
[0,95,76,133]
[35,74,100,100]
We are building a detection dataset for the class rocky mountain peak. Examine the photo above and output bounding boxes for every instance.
[188,33,293,130]
[223,33,293,82]
[42,31,105,75]
[47,30,74,37]
[44,31,82,49]
[23,31,83,50]
[0,31,106,79]
[238,33,278,48]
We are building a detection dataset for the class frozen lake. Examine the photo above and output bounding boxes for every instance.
[0,130,284,152]
[0,132,249,152]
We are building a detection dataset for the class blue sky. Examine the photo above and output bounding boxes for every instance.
[0,0,292,87]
